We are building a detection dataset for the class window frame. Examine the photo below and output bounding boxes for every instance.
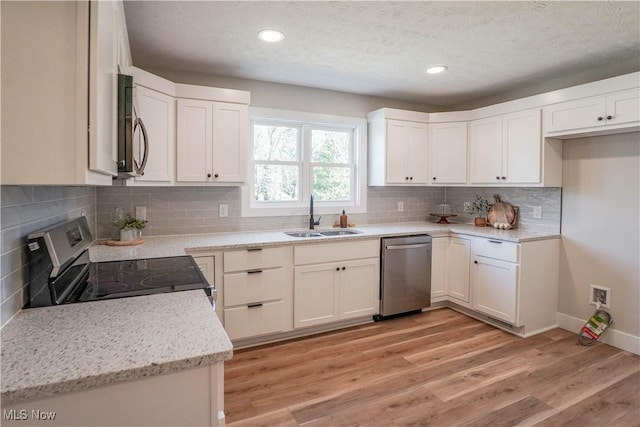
[241,107,368,218]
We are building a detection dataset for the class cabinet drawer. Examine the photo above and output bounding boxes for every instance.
[224,246,292,272]
[224,268,290,306]
[224,300,286,340]
[295,239,379,265]
[474,238,519,263]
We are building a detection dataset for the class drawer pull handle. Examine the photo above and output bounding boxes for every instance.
[247,303,263,308]
[488,240,503,244]
[247,248,263,252]
[247,269,263,274]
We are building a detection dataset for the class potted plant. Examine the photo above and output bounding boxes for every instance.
[464,195,490,227]
[114,213,147,241]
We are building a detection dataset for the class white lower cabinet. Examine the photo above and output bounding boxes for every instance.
[470,237,559,336]
[294,240,380,329]
[473,256,518,323]
[447,236,471,305]
[222,246,293,340]
[430,237,448,300]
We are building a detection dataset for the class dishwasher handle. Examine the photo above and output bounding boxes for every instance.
[385,243,431,250]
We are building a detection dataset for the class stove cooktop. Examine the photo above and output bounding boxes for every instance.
[77,256,209,302]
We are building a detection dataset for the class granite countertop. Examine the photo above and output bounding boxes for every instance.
[90,222,560,261]
[1,290,232,406]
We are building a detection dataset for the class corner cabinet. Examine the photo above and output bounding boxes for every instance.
[429,122,468,185]
[294,240,379,328]
[367,108,430,186]
[176,99,249,184]
[1,0,130,185]
[446,236,472,306]
[543,88,640,137]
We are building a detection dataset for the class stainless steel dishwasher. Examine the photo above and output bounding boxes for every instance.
[376,234,432,319]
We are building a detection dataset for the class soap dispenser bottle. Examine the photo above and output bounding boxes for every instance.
[339,210,348,228]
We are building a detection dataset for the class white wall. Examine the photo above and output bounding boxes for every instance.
[146,67,440,117]
[559,132,639,338]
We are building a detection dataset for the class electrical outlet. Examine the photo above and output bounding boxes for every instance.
[398,201,404,212]
[219,204,228,218]
[135,206,146,221]
[590,284,611,308]
[533,206,542,219]
[463,202,471,211]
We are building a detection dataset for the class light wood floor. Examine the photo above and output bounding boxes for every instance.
[225,308,640,426]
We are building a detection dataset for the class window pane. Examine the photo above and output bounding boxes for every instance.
[254,165,299,201]
[312,166,351,201]
[311,130,350,163]
[253,125,298,161]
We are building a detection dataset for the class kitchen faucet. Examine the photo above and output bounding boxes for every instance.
[309,194,321,230]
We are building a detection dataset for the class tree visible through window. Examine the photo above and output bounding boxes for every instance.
[311,129,352,201]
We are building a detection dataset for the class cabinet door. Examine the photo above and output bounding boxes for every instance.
[447,237,471,303]
[430,122,468,184]
[473,256,518,324]
[385,120,410,183]
[502,109,541,184]
[407,122,429,184]
[176,99,213,182]
[431,237,448,299]
[606,89,640,126]
[88,0,118,177]
[211,102,248,183]
[469,116,503,184]
[339,258,380,319]
[294,264,339,328]
[134,86,175,182]
[543,96,606,133]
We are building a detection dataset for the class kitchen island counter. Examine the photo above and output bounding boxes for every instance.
[0,290,231,406]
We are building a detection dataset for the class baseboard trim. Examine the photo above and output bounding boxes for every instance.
[556,312,640,355]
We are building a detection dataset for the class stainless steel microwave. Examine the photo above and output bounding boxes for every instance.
[116,74,148,178]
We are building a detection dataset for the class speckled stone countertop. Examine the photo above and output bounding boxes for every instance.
[90,222,559,261]
[1,291,232,405]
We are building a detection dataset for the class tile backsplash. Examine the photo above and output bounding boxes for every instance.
[0,184,560,328]
[0,186,96,327]
[96,186,561,238]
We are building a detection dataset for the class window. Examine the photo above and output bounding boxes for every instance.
[242,108,367,217]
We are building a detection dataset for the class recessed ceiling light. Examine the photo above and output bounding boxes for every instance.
[426,65,448,74]
[258,29,284,43]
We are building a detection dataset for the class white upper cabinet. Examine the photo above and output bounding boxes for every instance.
[502,109,542,184]
[430,122,468,185]
[543,88,640,137]
[1,0,128,185]
[368,109,430,186]
[88,0,119,177]
[177,99,248,184]
[470,109,544,185]
[131,85,176,183]
[469,116,503,184]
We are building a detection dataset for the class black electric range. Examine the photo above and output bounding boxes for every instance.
[25,217,214,308]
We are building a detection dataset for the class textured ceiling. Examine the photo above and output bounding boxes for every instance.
[124,1,640,107]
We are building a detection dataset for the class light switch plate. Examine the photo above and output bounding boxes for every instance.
[398,201,404,212]
[533,206,542,219]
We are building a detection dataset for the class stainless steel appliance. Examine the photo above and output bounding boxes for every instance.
[25,217,214,308]
[377,235,432,319]
[116,74,148,178]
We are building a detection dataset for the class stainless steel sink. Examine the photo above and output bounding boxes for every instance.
[319,229,362,236]
[284,231,323,238]
[284,229,362,238]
